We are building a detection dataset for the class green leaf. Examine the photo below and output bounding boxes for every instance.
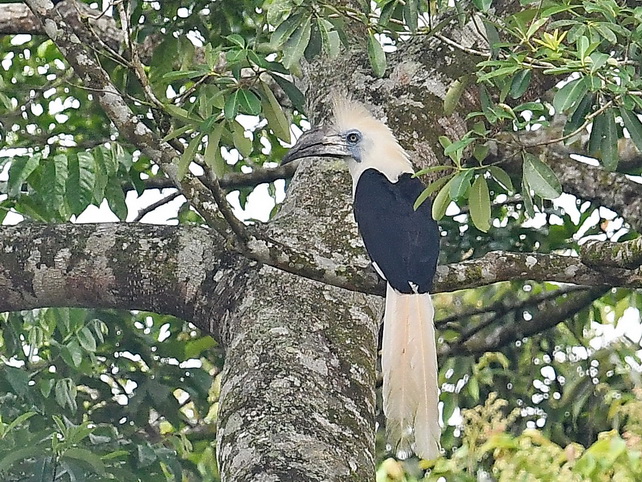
[8,154,41,197]
[553,77,589,114]
[522,177,535,217]
[488,166,514,192]
[4,366,29,397]
[594,23,617,44]
[449,170,474,200]
[473,144,490,163]
[588,109,618,170]
[477,64,521,83]
[161,125,191,143]
[379,0,399,27]
[204,121,226,177]
[226,34,245,48]
[282,15,312,70]
[304,20,322,60]
[523,153,561,200]
[165,104,202,125]
[0,447,43,474]
[271,74,306,112]
[509,69,531,99]
[525,17,549,40]
[414,174,453,210]
[271,13,304,48]
[403,0,419,33]
[472,0,492,12]
[236,89,261,116]
[444,77,469,116]
[42,154,68,212]
[317,18,340,57]
[432,177,454,220]
[178,133,205,180]
[367,33,387,78]
[66,153,96,216]
[2,412,36,438]
[64,340,83,367]
[261,82,291,143]
[232,121,253,158]
[55,378,77,412]
[588,52,610,74]
[104,176,128,220]
[563,92,595,138]
[62,448,106,476]
[161,70,204,82]
[224,90,240,120]
[77,326,97,352]
[620,108,642,153]
[469,175,491,232]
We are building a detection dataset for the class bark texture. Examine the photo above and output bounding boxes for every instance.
[216,162,379,481]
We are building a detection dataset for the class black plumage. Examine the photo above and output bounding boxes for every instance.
[353,169,440,294]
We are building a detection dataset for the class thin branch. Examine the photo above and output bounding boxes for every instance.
[440,287,609,357]
[132,190,182,222]
[435,284,589,328]
[205,171,249,244]
[123,163,298,193]
[116,1,165,110]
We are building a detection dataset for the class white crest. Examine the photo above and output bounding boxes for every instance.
[331,97,413,185]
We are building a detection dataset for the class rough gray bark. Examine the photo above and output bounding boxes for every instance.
[216,161,379,480]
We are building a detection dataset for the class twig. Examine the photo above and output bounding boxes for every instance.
[525,99,616,148]
[205,171,249,244]
[116,1,165,110]
[436,284,589,328]
[132,190,182,222]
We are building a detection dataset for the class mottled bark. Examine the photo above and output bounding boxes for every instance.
[217,161,379,481]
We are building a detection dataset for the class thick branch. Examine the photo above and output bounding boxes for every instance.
[0,223,237,337]
[550,148,642,233]
[2,223,636,316]
[581,237,642,270]
[495,126,642,232]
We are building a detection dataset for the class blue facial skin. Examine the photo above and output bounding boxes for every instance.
[344,129,363,162]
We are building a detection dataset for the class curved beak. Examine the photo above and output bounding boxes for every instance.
[281,126,349,165]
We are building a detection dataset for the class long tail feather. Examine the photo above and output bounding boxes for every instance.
[382,283,441,460]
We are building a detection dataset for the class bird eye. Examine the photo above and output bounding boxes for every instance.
[346,131,361,144]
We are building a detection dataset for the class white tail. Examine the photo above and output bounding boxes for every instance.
[382,283,441,460]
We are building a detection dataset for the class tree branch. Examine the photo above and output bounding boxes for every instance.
[132,190,182,222]
[24,0,232,235]
[127,163,297,194]
[0,223,231,334]
[440,287,609,357]
[581,237,642,270]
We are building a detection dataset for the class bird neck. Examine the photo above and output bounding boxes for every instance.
[347,157,414,195]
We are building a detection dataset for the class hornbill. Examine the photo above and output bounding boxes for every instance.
[282,98,441,460]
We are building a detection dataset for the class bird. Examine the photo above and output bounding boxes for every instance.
[282,97,441,460]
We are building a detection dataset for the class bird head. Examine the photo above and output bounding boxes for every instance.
[282,97,413,184]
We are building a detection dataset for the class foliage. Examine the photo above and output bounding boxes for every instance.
[379,391,642,481]
[0,308,221,480]
[1,0,642,480]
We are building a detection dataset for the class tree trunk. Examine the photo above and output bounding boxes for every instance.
[216,161,380,480]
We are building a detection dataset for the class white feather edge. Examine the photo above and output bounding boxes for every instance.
[382,283,441,460]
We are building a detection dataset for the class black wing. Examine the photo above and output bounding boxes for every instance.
[353,169,440,294]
